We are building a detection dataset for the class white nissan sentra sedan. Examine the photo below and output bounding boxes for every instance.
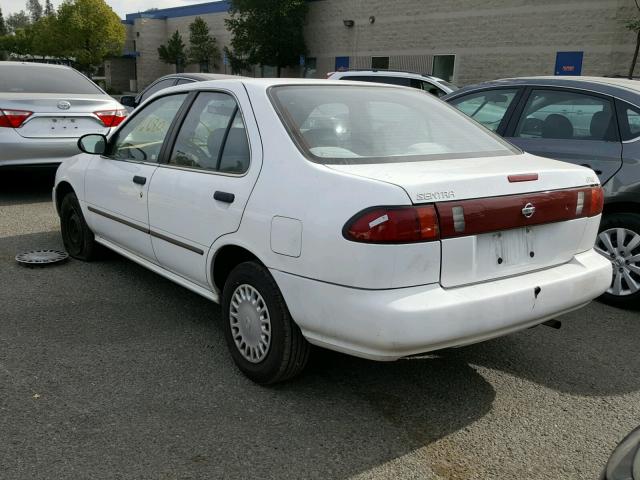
[53,79,612,383]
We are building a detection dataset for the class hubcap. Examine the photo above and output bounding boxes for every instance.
[595,228,640,296]
[229,284,271,363]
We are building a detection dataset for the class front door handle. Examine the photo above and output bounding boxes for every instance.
[214,191,235,203]
[133,175,147,185]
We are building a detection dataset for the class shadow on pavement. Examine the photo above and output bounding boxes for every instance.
[0,230,494,479]
[0,167,57,206]
[440,300,640,397]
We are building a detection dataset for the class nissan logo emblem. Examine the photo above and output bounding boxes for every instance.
[57,101,71,110]
[522,202,536,218]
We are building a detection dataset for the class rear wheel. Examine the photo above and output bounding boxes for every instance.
[595,213,640,308]
[60,192,98,261]
[221,261,310,384]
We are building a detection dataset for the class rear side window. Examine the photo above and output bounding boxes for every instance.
[169,92,250,174]
[270,85,518,164]
[449,89,518,131]
[344,76,410,87]
[410,79,445,97]
[616,100,640,141]
[514,89,618,141]
[140,79,177,103]
[0,65,103,94]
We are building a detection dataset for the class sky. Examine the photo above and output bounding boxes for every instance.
[0,0,211,19]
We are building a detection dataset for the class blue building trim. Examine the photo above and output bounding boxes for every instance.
[124,1,230,24]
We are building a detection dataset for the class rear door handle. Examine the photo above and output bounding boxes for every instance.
[214,191,235,203]
[133,175,147,185]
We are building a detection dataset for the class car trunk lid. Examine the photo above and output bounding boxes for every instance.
[1,94,116,138]
[328,153,602,287]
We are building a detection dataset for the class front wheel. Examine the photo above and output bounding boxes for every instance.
[221,261,310,384]
[595,213,640,308]
[60,192,98,261]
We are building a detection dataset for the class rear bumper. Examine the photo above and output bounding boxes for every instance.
[0,128,107,166]
[271,249,612,361]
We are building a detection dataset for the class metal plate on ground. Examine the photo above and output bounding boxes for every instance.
[15,249,69,267]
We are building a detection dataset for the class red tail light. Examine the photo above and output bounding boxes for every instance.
[343,206,440,243]
[94,109,127,127]
[587,186,604,216]
[0,109,33,128]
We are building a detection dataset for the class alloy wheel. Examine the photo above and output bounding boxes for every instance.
[595,228,640,296]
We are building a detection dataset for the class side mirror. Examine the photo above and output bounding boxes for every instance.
[78,134,107,155]
[119,95,137,108]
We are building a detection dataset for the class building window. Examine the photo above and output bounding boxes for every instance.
[432,55,455,82]
[304,57,317,78]
[371,56,389,70]
[335,56,350,71]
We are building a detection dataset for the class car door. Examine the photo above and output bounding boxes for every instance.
[146,86,262,288]
[84,93,189,262]
[447,87,524,134]
[504,87,623,184]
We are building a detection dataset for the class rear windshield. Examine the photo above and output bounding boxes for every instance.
[0,65,103,94]
[269,85,518,164]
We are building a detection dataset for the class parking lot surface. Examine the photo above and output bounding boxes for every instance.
[1,169,639,480]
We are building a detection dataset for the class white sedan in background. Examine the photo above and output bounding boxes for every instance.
[53,79,611,384]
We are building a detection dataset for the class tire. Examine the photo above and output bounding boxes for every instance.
[60,192,98,261]
[221,261,310,384]
[596,212,640,309]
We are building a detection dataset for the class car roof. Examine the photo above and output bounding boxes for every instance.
[332,69,442,81]
[157,73,243,82]
[0,61,74,71]
[446,76,640,104]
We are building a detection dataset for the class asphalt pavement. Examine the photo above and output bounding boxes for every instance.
[1,169,639,480]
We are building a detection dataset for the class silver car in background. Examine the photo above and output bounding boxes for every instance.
[0,62,126,167]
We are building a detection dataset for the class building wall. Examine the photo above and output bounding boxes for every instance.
[304,0,638,85]
[110,0,640,92]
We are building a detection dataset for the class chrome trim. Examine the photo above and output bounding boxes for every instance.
[150,230,204,255]
[87,206,149,233]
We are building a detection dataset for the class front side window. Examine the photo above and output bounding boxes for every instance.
[110,94,187,163]
[449,89,518,131]
[169,92,250,174]
[514,89,617,141]
[270,85,518,164]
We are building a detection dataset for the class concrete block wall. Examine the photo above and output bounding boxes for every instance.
[304,0,639,85]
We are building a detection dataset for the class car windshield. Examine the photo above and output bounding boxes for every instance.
[270,85,517,164]
[0,65,103,94]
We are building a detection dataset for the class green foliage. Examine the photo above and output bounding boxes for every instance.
[6,11,31,33]
[0,8,7,37]
[55,0,125,72]
[225,0,308,76]
[188,17,219,72]
[628,18,640,33]
[158,30,187,73]
[0,0,124,73]
[44,0,55,17]
[27,0,44,23]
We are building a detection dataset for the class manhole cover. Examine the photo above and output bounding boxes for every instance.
[15,249,69,267]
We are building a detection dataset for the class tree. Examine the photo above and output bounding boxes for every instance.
[27,0,44,23]
[44,0,55,17]
[6,11,31,33]
[187,17,219,72]
[0,8,7,37]
[224,0,308,77]
[158,30,187,73]
[628,1,640,79]
[56,0,125,74]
